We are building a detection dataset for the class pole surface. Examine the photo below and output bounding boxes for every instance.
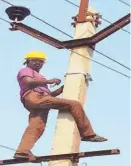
[49,7,97,166]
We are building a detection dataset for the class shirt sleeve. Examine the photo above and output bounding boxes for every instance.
[17,68,34,80]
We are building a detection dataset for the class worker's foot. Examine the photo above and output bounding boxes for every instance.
[81,134,107,142]
[14,151,36,161]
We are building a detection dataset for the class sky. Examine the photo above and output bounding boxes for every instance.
[0,0,130,166]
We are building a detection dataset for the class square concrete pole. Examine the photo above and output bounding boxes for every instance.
[49,7,97,166]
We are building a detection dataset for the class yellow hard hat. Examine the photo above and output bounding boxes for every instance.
[24,51,47,60]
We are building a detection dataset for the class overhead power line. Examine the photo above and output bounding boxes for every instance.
[118,0,131,7]
[0,0,73,38]
[94,49,130,70]
[64,0,79,7]
[1,0,130,71]
[0,17,10,24]
[70,49,130,79]
[0,145,40,166]
[99,17,130,34]
[1,0,130,37]
[63,0,130,34]
[30,14,73,38]
[0,144,64,165]
[85,29,131,71]
[0,144,16,152]
[0,0,12,6]
[0,16,130,79]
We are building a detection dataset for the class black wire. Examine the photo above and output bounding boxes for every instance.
[3,0,130,36]
[0,16,130,78]
[63,0,131,34]
[1,0,73,38]
[0,144,66,165]
[1,0,130,36]
[69,49,130,79]
[0,17,10,24]
[64,0,79,7]
[67,0,131,8]
[0,0,73,38]
[1,0,130,71]
[30,14,73,38]
[100,17,130,34]
[0,144,17,152]
[0,0,13,6]
[0,1,130,78]
[85,29,131,70]
[118,0,131,7]
[94,49,131,70]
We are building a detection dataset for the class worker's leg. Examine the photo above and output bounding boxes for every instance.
[24,91,95,138]
[15,109,49,155]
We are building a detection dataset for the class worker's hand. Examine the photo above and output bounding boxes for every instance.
[51,85,64,97]
[50,78,61,85]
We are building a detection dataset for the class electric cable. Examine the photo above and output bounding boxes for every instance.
[0,144,66,165]
[63,0,130,34]
[0,2,130,72]
[118,0,131,7]
[0,1,130,78]
[0,16,130,79]
[0,0,73,38]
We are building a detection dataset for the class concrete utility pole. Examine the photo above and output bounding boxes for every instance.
[3,0,129,164]
[49,6,97,166]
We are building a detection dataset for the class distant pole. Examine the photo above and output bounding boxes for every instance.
[49,6,97,166]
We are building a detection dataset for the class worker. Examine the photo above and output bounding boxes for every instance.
[14,51,107,161]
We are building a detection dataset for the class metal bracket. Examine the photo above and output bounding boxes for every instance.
[84,73,93,81]
[64,72,93,86]
[72,12,102,27]
[70,156,79,163]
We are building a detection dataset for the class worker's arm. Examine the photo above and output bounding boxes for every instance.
[22,76,61,88]
[51,85,64,97]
